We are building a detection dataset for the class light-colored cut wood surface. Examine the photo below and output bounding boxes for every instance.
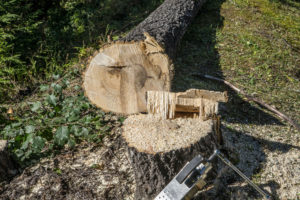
[146,89,228,120]
[83,33,172,114]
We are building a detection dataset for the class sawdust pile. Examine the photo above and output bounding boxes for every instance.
[0,127,136,200]
[122,114,214,153]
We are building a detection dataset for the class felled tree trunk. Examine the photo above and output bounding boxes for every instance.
[122,115,221,199]
[83,0,207,114]
[0,140,18,182]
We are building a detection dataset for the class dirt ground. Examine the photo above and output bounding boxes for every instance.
[1,117,298,200]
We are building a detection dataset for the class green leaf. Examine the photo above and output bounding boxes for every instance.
[52,74,60,80]
[24,149,33,159]
[83,115,92,124]
[67,137,76,148]
[2,126,14,138]
[119,117,126,123]
[54,168,62,175]
[21,133,34,150]
[71,125,81,137]
[67,110,80,122]
[46,94,57,106]
[81,102,90,110]
[51,83,62,93]
[15,149,24,159]
[31,136,45,152]
[74,85,81,90]
[11,122,22,128]
[54,126,69,146]
[25,125,35,134]
[52,117,66,124]
[112,36,119,40]
[31,101,42,112]
[81,127,89,137]
[62,79,69,89]
[40,84,49,91]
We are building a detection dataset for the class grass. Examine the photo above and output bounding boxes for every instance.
[0,0,299,174]
[219,0,300,123]
[174,0,300,126]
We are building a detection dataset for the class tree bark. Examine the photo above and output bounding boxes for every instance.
[122,115,222,199]
[83,0,207,114]
[123,0,206,59]
[0,140,18,182]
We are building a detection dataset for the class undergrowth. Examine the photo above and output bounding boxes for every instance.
[0,0,163,102]
[0,0,299,170]
[0,65,125,167]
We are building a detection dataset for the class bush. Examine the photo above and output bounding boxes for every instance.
[0,0,162,101]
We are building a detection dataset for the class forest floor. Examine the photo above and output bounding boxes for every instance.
[1,0,299,199]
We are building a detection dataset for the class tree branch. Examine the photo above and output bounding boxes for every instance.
[192,74,300,132]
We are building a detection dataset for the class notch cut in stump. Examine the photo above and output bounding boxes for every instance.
[147,89,228,120]
[122,115,222,199]
[83,0,207,114]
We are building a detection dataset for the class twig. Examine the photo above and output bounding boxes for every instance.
[192,73,300,132]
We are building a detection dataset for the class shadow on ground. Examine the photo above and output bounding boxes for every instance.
[172,0,283,126]
[171,2,299,198]
[193,125,298,199]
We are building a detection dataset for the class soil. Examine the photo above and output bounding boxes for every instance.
[0,114,299,200]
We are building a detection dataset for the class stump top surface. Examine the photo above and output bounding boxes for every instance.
[0,140,7,151]
[122,114,214,154]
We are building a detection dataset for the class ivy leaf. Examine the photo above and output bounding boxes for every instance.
[54,126,69,146]
[61,79,69,89]
[31,101,42,112]
[21,133,34,150]
[25,125,35,134]
[67,110,80,122]
[52,74,60,80]
[15,149,24,159]
[31,136,45,152]
[80,127,89,137]
[51,83,62,93]
[11,122,22,128]
[40,84,49,91]
[67,137,76,148]
[46,94,57,106]
[70,125,80,136]
[2,126,16,138]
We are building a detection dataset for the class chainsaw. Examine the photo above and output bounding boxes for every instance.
[155,149,270,200]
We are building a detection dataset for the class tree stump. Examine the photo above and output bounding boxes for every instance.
[0,140,18,182]
[122,115,221,199]
[83,0,207,114]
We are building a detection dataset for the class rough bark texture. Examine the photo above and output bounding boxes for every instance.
[0,140,18,182]
[123,0,206,58]
[123,119,220,200]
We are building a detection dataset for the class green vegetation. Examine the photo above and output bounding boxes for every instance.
[174,0,300,124]
[0,0,299,169]
[0,0,163,168]
[0,0,163,101]
[0,66,121,167]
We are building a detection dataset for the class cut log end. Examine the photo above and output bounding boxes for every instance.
[83,33,173,114]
